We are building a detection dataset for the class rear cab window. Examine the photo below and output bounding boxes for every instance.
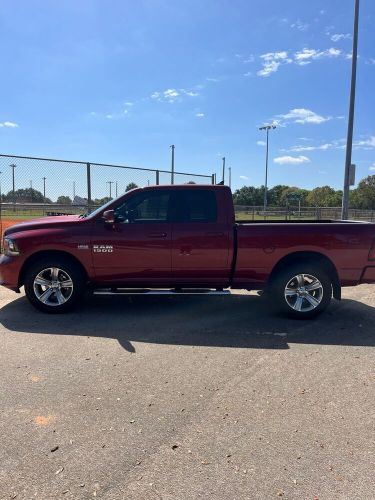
[173,189,217,223]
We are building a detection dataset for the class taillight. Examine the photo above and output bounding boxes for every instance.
[369,240,375,261]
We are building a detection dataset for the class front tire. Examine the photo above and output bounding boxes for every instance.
[270,264,332,319]
[24,258,85,313]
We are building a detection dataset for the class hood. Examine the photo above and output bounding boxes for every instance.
[3,215,82,236]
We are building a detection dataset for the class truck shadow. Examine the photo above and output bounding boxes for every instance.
[1,293,375,353]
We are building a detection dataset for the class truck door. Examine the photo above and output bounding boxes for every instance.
[91,190,172,285]
[171,188,231,286]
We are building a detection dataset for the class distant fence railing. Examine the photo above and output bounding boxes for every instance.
[0,153,215,216]
[235,205,375,222]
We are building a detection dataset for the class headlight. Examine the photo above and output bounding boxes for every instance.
[3,238,20,256]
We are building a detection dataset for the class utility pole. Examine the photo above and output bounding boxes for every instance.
[222,157,226,184]
[229,167,232,189]
[170,145,175,184]
[73,181,76,201]
[107,181,114,199]
[115,181,118,198]
[342,0,360,220]
[10,163,16,211]
[259,125,276,213]
[42,177,46,202]
[30,180,33,203]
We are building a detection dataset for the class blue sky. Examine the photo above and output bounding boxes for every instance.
[1,0,375,199]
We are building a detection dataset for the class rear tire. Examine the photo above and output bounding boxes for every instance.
[270,263,332,319]
[24,257,85,313]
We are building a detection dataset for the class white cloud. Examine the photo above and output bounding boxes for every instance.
[106,114,113,119]
[257,140,266,146]
[294,47,341,65]
[257,51,291,77]
[244,71,252,77]
[256,46,344,77]
[288,143,333,152]
[164,89,179,102]
[275,108,332,126]
[354,136,375,149]
[195,112,205,118]
[369,164,375,171]
[124,102,133,106]
[150,88,199,103]
[366,58,375,65]
[239,175,249,180]
[291,20,309,31]
[0,121,18,128]
[331,33,351,42]
[274,155,310,165]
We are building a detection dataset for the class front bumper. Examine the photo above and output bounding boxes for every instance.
[0,254,22,291]
[359,267,375,284]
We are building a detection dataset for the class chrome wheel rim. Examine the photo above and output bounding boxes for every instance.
[284,274,323,312]
[33,267,74,307]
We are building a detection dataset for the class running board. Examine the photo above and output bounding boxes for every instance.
[93,288,231,296]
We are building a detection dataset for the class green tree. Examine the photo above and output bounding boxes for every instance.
[56,195,72,205]
[125,182,138,192]
[306,186,342,207]
[268,185,290,206]
[5,188,46,203]
[232,186,264,205]
[351,175,375,209]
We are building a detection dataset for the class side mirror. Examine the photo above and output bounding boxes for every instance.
[103,209,115,224]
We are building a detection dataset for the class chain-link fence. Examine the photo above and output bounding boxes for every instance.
[0,154,215,221]
[235,205,375,222]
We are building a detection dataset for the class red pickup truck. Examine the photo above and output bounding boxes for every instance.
[1,184,375,318]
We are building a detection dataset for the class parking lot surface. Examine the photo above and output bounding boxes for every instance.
[0,286,374,499]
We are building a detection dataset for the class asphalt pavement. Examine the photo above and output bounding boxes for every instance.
[0,285,374,499]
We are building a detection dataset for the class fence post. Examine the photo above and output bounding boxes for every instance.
[86,163,92,213]
[155,170,160,185]
[211,174,215,185]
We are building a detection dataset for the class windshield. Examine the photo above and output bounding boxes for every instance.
[87,198,117,219]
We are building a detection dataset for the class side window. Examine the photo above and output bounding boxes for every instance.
[115,192,170,223]
[177,190,217,223]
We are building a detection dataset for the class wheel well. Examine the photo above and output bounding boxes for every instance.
[19,250,89,287]
[268,251,341,300]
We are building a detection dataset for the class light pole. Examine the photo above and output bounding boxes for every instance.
[342,0,360,220]
[170,145,175,184]
[222,157,226,184]
[107,181,114,199]
[115,181,118,198]
[73,181,76,201]
[10,163,16,211]
[229,166,232,189]
[30,180,33,203]
[259,125,276,212]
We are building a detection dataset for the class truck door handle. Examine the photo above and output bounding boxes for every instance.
[147,232,167,238]
[205,231,224,237]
